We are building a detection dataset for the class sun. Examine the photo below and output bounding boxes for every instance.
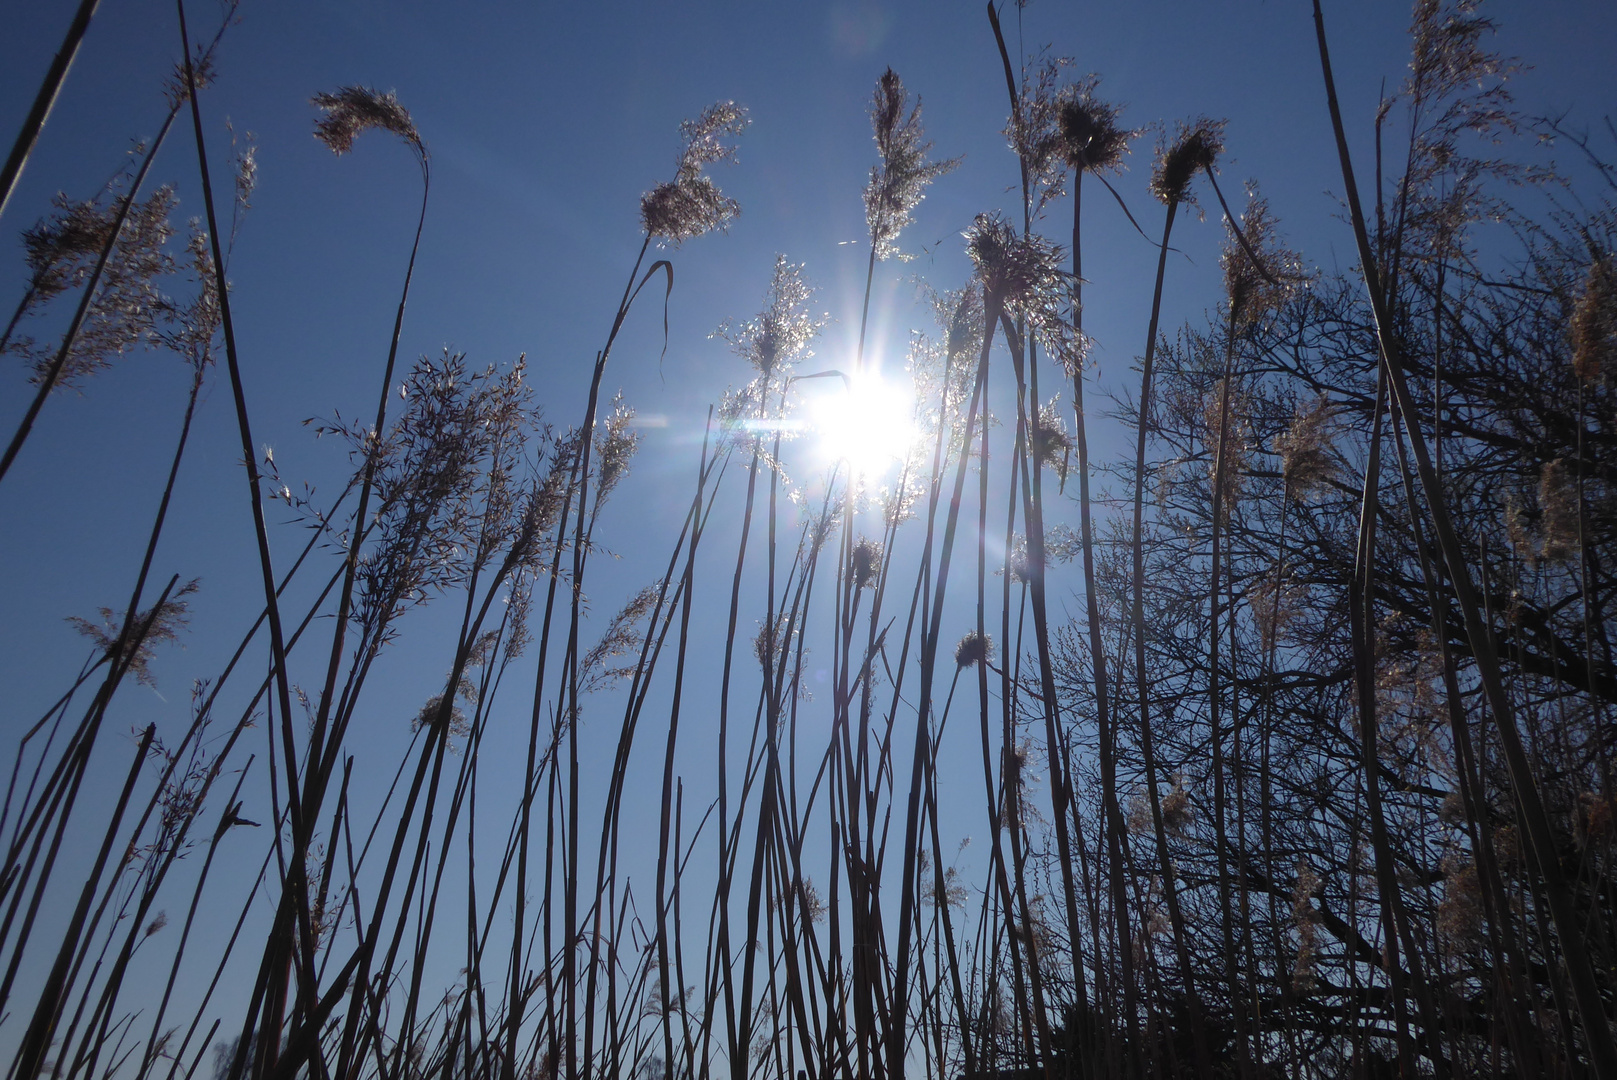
[807,369,918,477]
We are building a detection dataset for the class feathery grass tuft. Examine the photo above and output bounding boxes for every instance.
[641,102,749,245]
[1571,254,1614,384]
[1151,117,1224,206]
[1057,77,1132,175]
[311,86,424,158]
[953,631,990,669]
[865,68,959,261]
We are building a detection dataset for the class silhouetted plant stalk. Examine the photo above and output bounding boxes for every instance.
[988,34,1088,1074]
[1204,190,1295,1076]
[169,6,333,1071]
[554,102,743,1080]
[0,461,360,1074]
[1403,262,1541,1068]
[1063,82,1146,1079]
[656,414,720,1080]
[1123,115,1225,1080]
[206,70,431,1079]
[0,11,236,488]
[1313,3,1617,1075]
[891,210,1037,1080]
[8,7,1617,1080]
[0,0,102,223]
[581,428,707,1073]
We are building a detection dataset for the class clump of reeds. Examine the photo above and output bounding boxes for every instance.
[6,7,1617,1080]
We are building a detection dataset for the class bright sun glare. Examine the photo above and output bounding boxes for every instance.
[808,370,917,476]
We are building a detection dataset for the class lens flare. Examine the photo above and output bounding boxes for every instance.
[808,370,917,476]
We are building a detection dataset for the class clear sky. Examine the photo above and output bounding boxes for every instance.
[0,0,1613,1064]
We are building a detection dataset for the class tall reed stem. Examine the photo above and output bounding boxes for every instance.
[0,0,101,224]
[1312,4,1617,1073]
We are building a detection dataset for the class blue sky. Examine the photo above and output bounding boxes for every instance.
[0,0,1613,1062]
[6,0,1611,711]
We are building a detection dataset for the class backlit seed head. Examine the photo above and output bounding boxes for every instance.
[865,69,959,261]
[162,54,215,110]
[594,394,640,502]
[954,631,991,669]
[1057,79,1131,174]
[22,196,118,301]
[753,614,795,672]
[850,537,881,590]
[964,212,1064,310]
[67,579,201,689]
[1151,117,1224,206]
[1274,396,1338,500]
[1161,776,1193,836]
[1291,861,1322,991]
[642,102,749,246]
[1220,187,1303,331]
[1538,458,1579,562]
[716,255,822,379]
[1437,857,1483,955]
[311,86,424,159]
[640,176,738,246]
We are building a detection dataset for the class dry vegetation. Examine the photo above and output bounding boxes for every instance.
[0,1,1615,1079]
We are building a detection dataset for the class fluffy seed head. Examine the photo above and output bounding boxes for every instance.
[1274,396,1337,499]
[640,178,737,246]
[1057,81,1130,174]
[716,255,821,378]
[1578,792,1616,847]
[1538,458,1579,562]
[22,195,118,301]
[964,212,1064,310]
[1202,377,1250,504]
[865,69,959,261]
[1161,776,1193,835]
[753,614,794,672]
[642,102,749,246]
[1291,861,1322,991]
[1220,188,1303,330]
[954,631,991,669]
[67,579,201,688]
[311,86,424,158]
[1572,255,1615,383]
[1031,398,1072,479]
[162,54,215,110]
[595,395,640,502]
[1151,117,1224,206]
[942,284,984,363]
[850,537,882,590]
[1437,857,1484,955]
